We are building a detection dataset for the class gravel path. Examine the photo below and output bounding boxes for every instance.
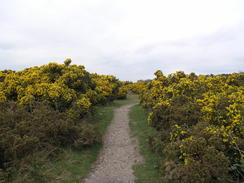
[82,104,143,183]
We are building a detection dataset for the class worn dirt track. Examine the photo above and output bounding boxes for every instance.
[82,104,143,183]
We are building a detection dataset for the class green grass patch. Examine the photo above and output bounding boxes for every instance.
[36,145,101,183]
[129,104,165,183]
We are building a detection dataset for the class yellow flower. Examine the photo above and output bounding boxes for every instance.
[223,139,228,142]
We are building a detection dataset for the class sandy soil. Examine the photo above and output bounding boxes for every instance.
[82,104,143,183]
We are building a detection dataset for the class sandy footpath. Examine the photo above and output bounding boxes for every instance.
[82,104,143,183]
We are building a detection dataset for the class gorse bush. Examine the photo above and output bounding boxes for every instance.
[139,71,244,183]
[125,80,149,95]
[0,60,126,182]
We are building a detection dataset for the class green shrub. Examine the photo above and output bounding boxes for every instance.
[140,71,244,182]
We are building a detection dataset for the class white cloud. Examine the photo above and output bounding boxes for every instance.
[0,0,243,81]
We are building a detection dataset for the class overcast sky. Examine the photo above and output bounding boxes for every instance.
[0,0,243,81]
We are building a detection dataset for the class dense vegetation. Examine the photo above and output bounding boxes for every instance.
[138,71,244,183]
[0,59,243,183]
[0,59,127,182]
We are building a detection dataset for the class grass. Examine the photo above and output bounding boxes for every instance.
[129,104,165,183]
[32,95,139,183]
